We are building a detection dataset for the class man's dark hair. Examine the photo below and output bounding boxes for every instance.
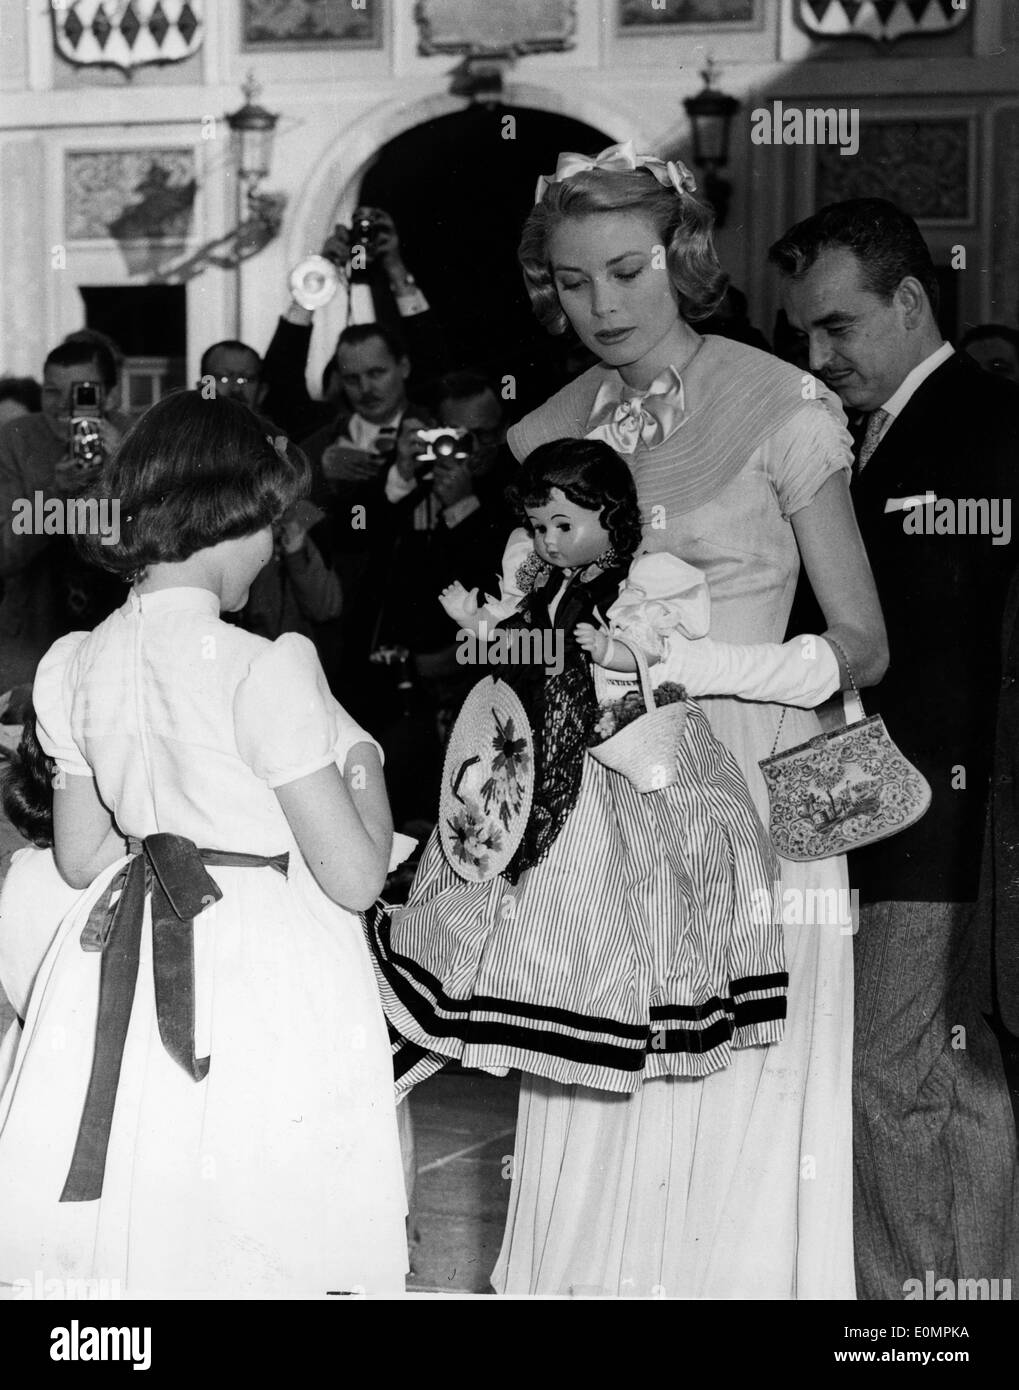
[0,376,42,412]
[437,369,495,405]
[336,322,408,363]
[959,323,1019,354]
[44,338,118,391]
[199,339,262,378]
[768,198,940,316]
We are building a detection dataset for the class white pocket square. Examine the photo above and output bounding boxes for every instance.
[884,492,936,513]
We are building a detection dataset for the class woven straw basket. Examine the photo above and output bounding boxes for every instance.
[587,638,686,793]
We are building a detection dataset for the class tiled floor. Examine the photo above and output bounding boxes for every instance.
[406,1068,518,1294]
[5,812,1019,1297]
[0,814,519,1296]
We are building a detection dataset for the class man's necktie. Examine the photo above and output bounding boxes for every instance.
[856,407,891,473]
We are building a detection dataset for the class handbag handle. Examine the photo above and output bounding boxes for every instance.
[768,634,863,757]
[829,635,865,725]
[605,634,656,714]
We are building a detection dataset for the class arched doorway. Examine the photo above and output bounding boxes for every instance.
[357,104,612,412]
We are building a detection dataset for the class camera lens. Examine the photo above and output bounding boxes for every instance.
[435,436,456,458]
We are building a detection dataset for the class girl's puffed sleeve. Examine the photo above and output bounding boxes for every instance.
[32,632,91,776]
[606,553,710,656]
[234,633,382,787]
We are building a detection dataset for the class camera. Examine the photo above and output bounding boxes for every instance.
[350,213,377,265]
[415,427,475,464]
[69,380,105,473]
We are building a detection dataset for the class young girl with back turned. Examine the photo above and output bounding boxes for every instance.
[0,391,407,1298]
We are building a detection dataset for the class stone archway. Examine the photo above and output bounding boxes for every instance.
[286,82,644,399]
[285,84,646,267]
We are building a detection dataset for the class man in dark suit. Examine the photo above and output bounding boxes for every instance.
[771,198,1019,1300]
[975,563,1019,1104]
[298,321,435,721]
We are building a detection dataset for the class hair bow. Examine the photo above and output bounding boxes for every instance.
[534,139,697,204]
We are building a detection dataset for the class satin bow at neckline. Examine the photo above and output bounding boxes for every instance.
[585,366,687,455]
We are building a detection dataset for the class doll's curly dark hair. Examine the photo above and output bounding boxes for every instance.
[1,713,55,849]
[506,438,643,560]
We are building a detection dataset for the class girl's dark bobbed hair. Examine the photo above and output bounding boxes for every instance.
[507,437,643,561]
[1,713,55,849]
[76,390,310,578]
[518,167,728,334]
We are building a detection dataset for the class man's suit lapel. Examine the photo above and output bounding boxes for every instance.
[853,354,960,503]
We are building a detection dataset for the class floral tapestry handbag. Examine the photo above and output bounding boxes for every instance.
[438,676,535,883]
[588,637,688,793]
[758,637,931,862]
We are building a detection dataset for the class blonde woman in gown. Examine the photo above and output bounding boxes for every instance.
[491,143,888,1298]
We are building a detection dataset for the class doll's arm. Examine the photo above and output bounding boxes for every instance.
[438,581,511,635]
[437,527,533,634]
[575,623,659,672]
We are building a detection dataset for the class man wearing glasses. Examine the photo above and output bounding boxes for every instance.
[198,341,265,409]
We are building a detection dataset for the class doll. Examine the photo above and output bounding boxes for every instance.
[367,437,787,1094]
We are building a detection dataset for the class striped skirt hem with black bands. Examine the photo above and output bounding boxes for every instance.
[370,701,788,1095]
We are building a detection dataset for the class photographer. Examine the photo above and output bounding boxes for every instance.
[260,208,445,441]
[367,376,515,820]
[294,319,438,719]
[0,338,127,694]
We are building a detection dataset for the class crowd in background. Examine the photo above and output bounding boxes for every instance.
[3,207,1018,833]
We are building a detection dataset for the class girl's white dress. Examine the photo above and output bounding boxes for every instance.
[0,587,407,1298]
[0,848,81,1088]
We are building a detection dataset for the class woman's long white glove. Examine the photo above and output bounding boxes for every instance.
[657,631,841,708]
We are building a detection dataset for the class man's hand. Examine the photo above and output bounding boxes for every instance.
[433,458,475,509]
[278,518,307,555]
[320,442,382,483]
[360,207,402,275]
[321,222,351,266]
[393,416,432,483]
[55,416,123,493]
[96,417,123,455]
[54,454,99,495]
